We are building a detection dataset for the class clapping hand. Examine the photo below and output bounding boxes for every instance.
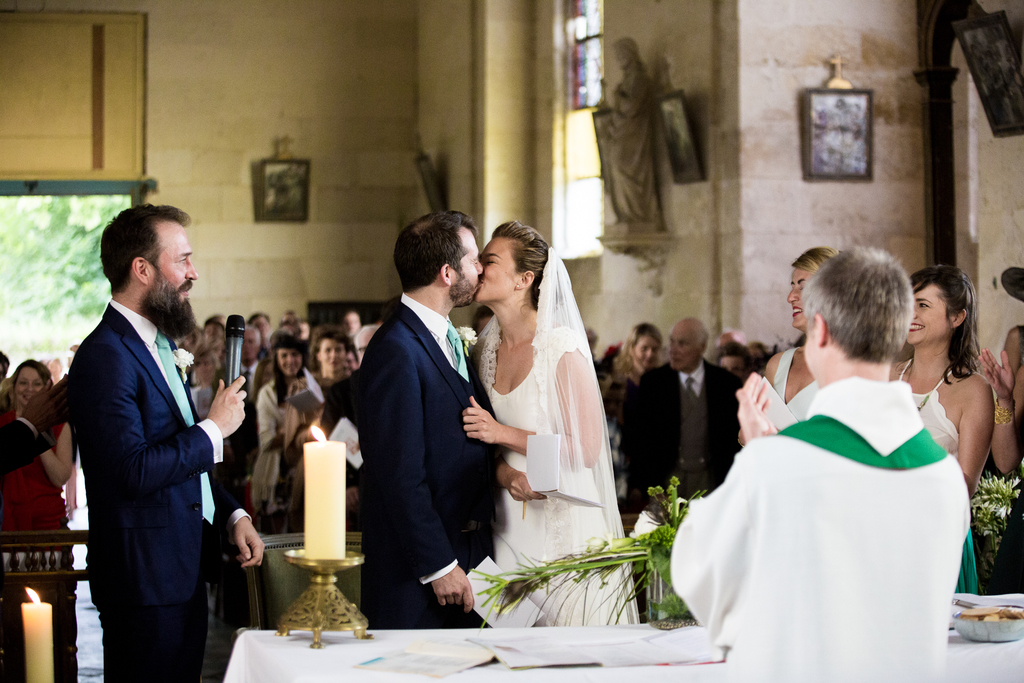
[22,377,69,433]
[736,372,777,444]
[980,348,1015,403]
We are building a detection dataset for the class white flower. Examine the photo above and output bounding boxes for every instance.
[172,349,193,382]
[456,326,477,355]
[631,510,661,538]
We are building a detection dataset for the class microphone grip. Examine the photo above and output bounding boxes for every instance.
[225,337,243,386]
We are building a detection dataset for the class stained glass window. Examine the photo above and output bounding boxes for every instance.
[570,0,603,110]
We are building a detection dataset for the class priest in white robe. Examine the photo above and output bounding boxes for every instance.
[671,248,969,683]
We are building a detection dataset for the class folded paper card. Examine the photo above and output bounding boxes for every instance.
[328,417,362,469]
[356,639,494,678]
[285,368,325,413]
[526,434,604,508]
[469,557,545,628]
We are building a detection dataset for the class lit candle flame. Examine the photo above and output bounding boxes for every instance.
[311,425,327,443]
[25,587,41,604]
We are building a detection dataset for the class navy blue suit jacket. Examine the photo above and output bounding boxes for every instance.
[359,303,495,629]
[67,305,240,609]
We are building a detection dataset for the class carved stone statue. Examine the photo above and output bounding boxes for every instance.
[602,38,661,227]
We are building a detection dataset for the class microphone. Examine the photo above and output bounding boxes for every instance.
[225,315,245,386]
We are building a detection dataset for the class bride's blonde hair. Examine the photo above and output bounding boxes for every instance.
[492,221,548,311]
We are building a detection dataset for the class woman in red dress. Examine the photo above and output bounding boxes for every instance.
[0,360,74,530]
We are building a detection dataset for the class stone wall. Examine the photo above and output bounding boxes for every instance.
[1,0,421,325]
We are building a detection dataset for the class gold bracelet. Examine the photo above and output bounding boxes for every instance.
[994,403,1013,425]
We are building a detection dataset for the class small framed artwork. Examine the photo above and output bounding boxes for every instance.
[658,90,703,183]
[953,11,1024,138]
[254,159,310,222]
[802,89,873,181]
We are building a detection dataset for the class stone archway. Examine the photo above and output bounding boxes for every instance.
[916,0,974,266]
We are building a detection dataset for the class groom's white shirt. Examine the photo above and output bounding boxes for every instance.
[400,293,460,584]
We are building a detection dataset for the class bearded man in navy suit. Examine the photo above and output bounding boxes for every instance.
[359,211,495,629]
[68,205,263,682]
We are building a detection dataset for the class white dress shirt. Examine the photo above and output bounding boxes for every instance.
[400,294,460,584]
[678,360,705,396]
[109,300,249,530]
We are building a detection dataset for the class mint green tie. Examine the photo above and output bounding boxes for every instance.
[156,333,215,525]
[446,322,469,382]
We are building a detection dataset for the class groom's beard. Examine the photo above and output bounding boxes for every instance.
[449,269,478,308]
[142,272,196,340]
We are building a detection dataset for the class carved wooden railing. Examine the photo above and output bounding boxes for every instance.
[0,530,88,683]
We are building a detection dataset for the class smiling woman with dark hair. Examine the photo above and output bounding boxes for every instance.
[892,265,993,594]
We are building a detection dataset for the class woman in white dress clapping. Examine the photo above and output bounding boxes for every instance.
[461,221,636,626]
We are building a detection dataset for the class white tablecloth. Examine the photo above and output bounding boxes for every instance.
[223,624,1024,683]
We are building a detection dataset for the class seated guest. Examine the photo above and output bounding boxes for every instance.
[629,318,742,500]
[188,343,219,420]
[672,248,969,683]
[251,333,306,533]
[747,340,770,376]
[248,312,272,359]
[0,350,9,379]
[893,266,993,594]
[308,325,355,389]
[717,340,753,380]
[240,326,262,397]
[762,246,838,423]
[1,361,74,530]
[343,308,362,338]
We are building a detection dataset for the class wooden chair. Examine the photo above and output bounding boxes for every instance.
[0,529,88,683]
[243,532,361,632]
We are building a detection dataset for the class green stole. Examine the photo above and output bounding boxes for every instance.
[780,414,978,593]
[778,415,947,469]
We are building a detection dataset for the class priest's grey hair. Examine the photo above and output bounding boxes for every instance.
[802,247,913,364]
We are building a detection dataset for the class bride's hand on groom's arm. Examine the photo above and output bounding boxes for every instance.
[462,396,507,445]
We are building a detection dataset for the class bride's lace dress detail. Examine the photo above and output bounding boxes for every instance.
[474,249,637,626]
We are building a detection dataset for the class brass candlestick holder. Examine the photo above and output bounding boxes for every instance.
[275,549,373,648]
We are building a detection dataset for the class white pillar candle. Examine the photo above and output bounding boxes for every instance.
[304,426,347,559]
[22,588,54,683]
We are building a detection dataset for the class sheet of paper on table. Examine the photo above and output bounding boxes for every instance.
[643,627,716,663]
[469,556,545,628]
[759,377,797,431]
[285,369,325,413]
[328,417,362,469]
[526,434,604,508]
[468,633,709,669]
[355,639,494,678]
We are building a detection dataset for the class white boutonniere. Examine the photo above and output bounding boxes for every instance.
[456,327,477,356]
[172,349,193,382]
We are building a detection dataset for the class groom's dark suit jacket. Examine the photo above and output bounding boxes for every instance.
[359,303,495,629]
[67,305,241,611]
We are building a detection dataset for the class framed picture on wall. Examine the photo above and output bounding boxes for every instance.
[658,90,703,183]
[953,10,1024,138]
[254,159,310,222]
[802,89,873,181]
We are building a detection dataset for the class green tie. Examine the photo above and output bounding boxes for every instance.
[446,322,469,382]
[156,333,215,525]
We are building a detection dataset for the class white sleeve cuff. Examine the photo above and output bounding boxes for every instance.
[198,419,224,463]
[227,509,251,533]
[16,417,39,439]
[419,560,458,585]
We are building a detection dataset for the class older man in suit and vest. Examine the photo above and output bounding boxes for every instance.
[629,318,743,499]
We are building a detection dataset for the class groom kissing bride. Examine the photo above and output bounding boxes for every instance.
[359,211,495,629]
[360,210,632,630]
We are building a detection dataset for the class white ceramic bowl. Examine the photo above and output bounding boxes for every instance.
[953,613,1024,642]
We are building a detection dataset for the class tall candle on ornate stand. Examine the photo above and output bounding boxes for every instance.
[305,426,347,559]
[23,587,54,683]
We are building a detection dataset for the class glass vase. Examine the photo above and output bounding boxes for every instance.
[646,571,696,629]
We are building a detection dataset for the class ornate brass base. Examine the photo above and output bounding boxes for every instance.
[275,549,373,648]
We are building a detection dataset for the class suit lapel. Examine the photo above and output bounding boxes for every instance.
[103,305,190,429]
[396,304,471,406]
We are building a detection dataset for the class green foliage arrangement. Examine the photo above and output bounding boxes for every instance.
[971,464,1024,593]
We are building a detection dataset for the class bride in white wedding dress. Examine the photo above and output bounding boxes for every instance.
[462,221,637,626]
